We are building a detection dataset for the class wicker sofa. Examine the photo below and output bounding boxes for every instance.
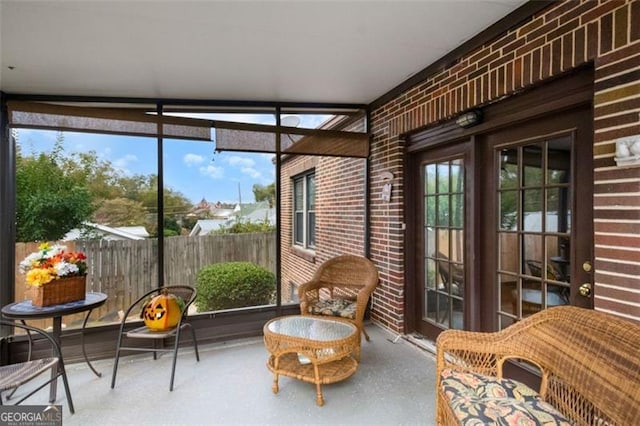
[436,306,640,425]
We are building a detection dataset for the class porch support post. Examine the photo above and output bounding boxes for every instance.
[275,107,282,311]
[0,91,16,352]
[156,103,165,287]
[364,108,371,258]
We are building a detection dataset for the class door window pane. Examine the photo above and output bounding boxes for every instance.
[437,163,450,192]
[437,195,449,226]
[523,189,542,231]
[499,232,518,274]
[425,196,435,227]
[523,143,543,186]
[425,164,436,195]
[496,136,572,329]
[500,190,518,230]
[451,194,464,228]
[500,149,518,189]
[422,158,465,330]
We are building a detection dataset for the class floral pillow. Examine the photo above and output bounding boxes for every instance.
[441,369,572,426]
[308,298,356,319]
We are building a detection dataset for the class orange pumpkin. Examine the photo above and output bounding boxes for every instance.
[142,290,182,331]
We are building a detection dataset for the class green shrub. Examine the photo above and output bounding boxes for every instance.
[195,262,275,311]
[212,219,275,234]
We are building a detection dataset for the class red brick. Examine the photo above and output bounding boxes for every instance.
[581,1,626,25]
[594,233,640,248]
[600,12,614,54]
[587,21,599,59]
[541,43,552,79]
[518,15,544,37]
[574,26,586,65]
[595,258,640,277]
[614,4,629,49]
[595,110,640,129]
[562,32,574,70]
[632,0,640,41]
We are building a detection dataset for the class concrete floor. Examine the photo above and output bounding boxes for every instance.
[16,324,437,425]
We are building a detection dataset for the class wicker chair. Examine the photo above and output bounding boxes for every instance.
[436,306,640,425]
[436,252,464,296]
[298,255,379,343]
[0,320,74,413]
[111,285,199,391]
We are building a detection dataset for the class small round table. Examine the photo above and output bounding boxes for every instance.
[263,315,359,406]
[2,292,107,402]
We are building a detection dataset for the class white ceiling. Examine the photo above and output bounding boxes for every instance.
[0,0,528,105]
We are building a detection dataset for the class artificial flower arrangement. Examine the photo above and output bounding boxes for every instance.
[19,242,87,287]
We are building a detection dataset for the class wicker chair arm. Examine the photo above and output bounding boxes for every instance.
[298,279,326,294]
[298,279,322,314]
[497,355,549,398]
[436,329,510,377]
[437,329,507,353]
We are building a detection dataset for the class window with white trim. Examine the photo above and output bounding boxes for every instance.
[293,171,315,249]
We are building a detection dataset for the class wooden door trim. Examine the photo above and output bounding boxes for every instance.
[404,67,594,336]
[404,67,594,152]
[404,142,470,337]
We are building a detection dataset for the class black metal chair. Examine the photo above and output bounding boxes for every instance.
[0,319,75,413]
[110,285,199,391]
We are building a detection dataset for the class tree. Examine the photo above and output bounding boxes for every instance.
[252,183,275,208]
[163,216,181,236]
[16,136,95,242]
[213,218,275,234]
[92,198,147,226]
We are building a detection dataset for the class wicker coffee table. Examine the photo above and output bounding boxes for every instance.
[263,315,359,406]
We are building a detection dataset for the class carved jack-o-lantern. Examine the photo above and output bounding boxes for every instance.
[142,290,182,331]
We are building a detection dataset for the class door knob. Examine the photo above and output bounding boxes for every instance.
[579,283,592,297]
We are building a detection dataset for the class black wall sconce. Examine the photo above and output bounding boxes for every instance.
[456,109,483,128]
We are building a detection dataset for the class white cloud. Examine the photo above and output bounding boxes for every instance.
[183,153,205,166]
[226,156,255,168]
[241,167,261,179]
[256,153,275,163]
[200,164,224,179]
[113,154,137,170]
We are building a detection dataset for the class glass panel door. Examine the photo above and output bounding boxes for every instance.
[497,136,572,329]
[423,158,465,330]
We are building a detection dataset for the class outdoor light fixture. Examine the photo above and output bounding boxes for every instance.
[614,135,640,167]
[456,109,483,128]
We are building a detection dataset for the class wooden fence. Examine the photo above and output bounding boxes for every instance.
[13,232,276,328]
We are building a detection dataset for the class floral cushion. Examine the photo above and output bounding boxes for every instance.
[441,369,572,426]
[308,298,356,319]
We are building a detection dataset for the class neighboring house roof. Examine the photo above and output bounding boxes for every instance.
[188,199,237,219]
[239,206,276,225]
[114,226,150,238]
[63,222,149,241]
[230,201,275,225]
[189,219,227,236]
[210,208,235,219]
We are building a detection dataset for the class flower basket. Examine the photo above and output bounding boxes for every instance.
[31,275,86,307]
[20,243,88,307]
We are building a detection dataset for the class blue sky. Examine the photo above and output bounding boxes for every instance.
[16,113,329,205]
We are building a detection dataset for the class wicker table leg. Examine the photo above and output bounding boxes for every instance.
[315,382,324,406]
[313,364,324,406]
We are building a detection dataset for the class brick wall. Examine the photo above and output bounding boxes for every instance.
[280,119,367,303]
[370,0,640,331]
